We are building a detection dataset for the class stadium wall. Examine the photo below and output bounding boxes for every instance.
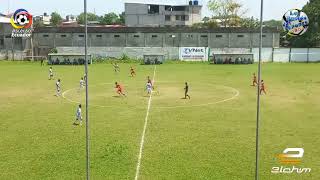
[56,47,180,60]
[55,47,320,62]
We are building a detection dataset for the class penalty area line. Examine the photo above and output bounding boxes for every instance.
[134,65,157,180]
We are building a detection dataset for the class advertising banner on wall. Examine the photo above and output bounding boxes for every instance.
[179,47,209,61]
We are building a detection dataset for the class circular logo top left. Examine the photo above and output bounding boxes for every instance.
[10,9,33,29]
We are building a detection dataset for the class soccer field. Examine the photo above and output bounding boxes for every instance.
[0,61,319,180]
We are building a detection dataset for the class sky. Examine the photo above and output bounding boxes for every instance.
[0,0,309,20]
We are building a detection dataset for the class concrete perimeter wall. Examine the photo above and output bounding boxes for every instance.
[56,47,180,60]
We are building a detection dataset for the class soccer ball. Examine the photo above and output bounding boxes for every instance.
[16,14,29,26]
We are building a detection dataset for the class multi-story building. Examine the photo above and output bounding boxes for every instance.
[125,1,202,27]
[34,13,51,25]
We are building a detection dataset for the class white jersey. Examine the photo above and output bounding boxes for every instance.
[80,79,85,87]
[146,82,152,89]
[49,69,53,75]
[76,107,82,116]
[56,81,60,90]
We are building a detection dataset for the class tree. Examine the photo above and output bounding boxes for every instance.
[77,13,99,24]
[50,12,63,26]
[207,0,247,27]
[119,12,125,25]
[240,17,259,28]
[192,20,219,28]
[264,20,282,29]
[33,20,45,28]
[288,0,320,47]
[100,13,119,25]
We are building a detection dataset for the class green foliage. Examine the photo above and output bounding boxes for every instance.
[77,12,100,24]
[192,20,219,28]
[100,13,120,25]
[207,0,247,27]
[33,20,45,28]
[240,17,259,28]
[99,12,125,25]
[288,0,320,47]
[119,12,125,25]
[49,48,58,54]
[50,12,63,26]
[120,53,130,61]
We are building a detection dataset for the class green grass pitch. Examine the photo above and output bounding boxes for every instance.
[0,61,319,180]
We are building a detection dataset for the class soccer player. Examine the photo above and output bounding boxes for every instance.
[83,74,87,82]
[184,82,191,99]
[79,77,85,91]
[130,66,136,77]
[49,67,54,80]
[252,73,258,86]
[113,63,120,73]
[260,80,267,95]
[147,76,154,90]
[56,79,61,96]
[74,104,83,126]
[146,82,152,95]
[115,82,126,97]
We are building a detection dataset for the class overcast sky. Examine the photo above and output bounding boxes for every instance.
[0,0,309,20]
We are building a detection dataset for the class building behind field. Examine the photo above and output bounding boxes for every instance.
[125,2,202,27]
[0,18,31,60]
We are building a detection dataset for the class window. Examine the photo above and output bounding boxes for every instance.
[181,15,189,21]
[176,15,181,21]
[165,6,172,11]
[61,35,67,38]
[114,35,120,38]
[78,35,85,37]
[133,35,140,38]
[96,35,102,38]
[152,35,158,38]
[43,34,49,37]
[169,34,176,38]
[216,35,223,38]
[165,15,171,21]
[172,6,188,11]
[5,35,11,38]
[262,35,267,38]
[187,34,193,38]
[0,38,4,46]
[237,35,244,38]
[201,35,208,38]
[148,5,159,14]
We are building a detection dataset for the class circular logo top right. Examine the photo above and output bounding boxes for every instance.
[282,9,309,36]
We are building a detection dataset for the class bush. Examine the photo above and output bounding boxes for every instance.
[49,48,58,54]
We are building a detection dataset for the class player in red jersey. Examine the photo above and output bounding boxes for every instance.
[130,66,136,77]
[115,82,126,97]
[260,80,267,95]
[252,73,258,86]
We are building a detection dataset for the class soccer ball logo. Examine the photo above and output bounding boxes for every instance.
[282,9,309,36]
[10,9,33,29]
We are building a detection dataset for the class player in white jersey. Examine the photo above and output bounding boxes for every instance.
[74,104,83,126]
[79,77,85,92]
[146,82,152,95]
[49,67,54,80]
[56,79,61,96]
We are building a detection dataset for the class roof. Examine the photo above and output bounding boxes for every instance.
[125,2,202,7]
[0,16,10,23]
[33,26,280,34]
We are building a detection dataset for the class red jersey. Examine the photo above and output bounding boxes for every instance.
[261,82,265,89]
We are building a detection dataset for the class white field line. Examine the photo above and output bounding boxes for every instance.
[134,65,157,180]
